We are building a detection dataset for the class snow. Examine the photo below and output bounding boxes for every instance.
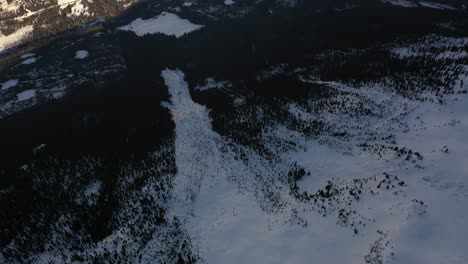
[75,181,103,206]
[387,94,468,263]
[74,50,89,59]
[390,35,468,59]
[1,79,18,90]
[16,89,36,102]
[0,0,20,12]
[162,69,223,217]
[0,0,91,23]
[20,57,37,65]
[224,0,235,5]
[71,1,88,16]
[0,18,466,261]
[57,0,90,16]
[0,25,34,52]
[160,69,379,263]
[288,73,468,264]
[381,0,418,7]
[291,140,382,194]
[161,67,468,263]
[419,1,455,9]
[194,77,232,91]
[435,50,468,60]
[119,12,204,38]
[382,0,455,9]
[20,53,35,59]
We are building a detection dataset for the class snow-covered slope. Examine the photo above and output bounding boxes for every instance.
[1,2,468,263]
[157,56,468,263]
[0,0,139,53]
[2,0,467,54]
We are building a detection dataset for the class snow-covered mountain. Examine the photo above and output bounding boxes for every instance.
[0,0,139,52]
[2,0,468,54]
[1,1,468,263]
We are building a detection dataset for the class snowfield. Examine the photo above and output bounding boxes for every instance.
[74,50,89,59]
[1,3,468,260]
[20,57,37,65]
[1,79,18,90]
[0,25,33,52]
[389,94,468,264]
[16,89,36,102]
[119,12,204,38]
[161,65,468,263]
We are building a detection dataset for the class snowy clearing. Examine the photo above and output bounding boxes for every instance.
[119,12,204,38]
[161,67,468,264]
[16,90,36,102]
[74,50,89,59]
[0,25,33,52]
[20,57,37,65]
[1,80,18,90]
[20,53,35,59]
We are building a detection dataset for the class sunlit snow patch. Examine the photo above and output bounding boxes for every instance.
[1,79,18,90]
[75,50,89,59]
[0,25,34,53]
[20,57,37,65]
[16,89,36,102]
[57,0,90,16]
[20,53,35,59]
[119,12,204,38]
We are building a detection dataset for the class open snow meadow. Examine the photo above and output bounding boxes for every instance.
[159,67,468,263]
[1,1,468,263]
[119,12,204,38]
